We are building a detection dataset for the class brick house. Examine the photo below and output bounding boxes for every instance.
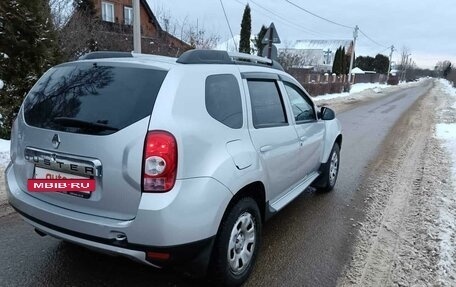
[93,0,191,56]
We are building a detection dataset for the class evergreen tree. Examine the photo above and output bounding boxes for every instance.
[253,25,268,56]
[332,47,341,74]
[443,62,452,78]
[239,4,251,54]
[373,54,389,74]
[341,47,347,74]
[355,56,375,71]
[0,0,59,138]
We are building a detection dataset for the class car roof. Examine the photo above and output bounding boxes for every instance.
[73,50,284,73]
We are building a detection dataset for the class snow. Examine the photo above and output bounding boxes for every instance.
[313,82,387,102]
[439,78,456,97]
[434,79,456,283]
[0,139,10,168]
[351,67,365,74]
[313,78,427,103]
[436,79,456,176]
[436,124,456,176]
[0,79,4,90]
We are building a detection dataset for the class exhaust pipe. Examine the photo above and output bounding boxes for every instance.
[34,228,47,237]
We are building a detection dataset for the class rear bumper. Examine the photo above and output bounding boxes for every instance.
[14,206,214,270]
[5,163,231,271]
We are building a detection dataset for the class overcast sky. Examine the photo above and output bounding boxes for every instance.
[148,0,455,69]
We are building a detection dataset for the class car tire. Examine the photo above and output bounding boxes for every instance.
[210,197,261,286]
[314,143,340,193]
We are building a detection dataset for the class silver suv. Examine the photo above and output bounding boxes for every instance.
[6,50,342,286]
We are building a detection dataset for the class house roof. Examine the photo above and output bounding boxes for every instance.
[140,0,162,31]
[140,0,190,48]
[215,35,257,52]
[292,40,353,51]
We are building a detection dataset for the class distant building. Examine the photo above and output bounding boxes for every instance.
[93,0,191,56]
[215,35,257,53]
[280,40,353,72]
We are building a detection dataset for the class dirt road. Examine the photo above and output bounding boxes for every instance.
[339,80,456,286]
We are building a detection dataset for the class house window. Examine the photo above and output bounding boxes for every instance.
[102,1,115,23]
[124,6,133,25]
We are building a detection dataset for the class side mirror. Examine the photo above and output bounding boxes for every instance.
[320,107,335,121]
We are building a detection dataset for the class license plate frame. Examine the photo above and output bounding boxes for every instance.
[33,167,93,199]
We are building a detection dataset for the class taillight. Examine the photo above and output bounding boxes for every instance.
[142,131,177,192]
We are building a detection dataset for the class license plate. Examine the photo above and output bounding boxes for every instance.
[33,167,93,198]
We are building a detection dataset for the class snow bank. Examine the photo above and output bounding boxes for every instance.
[314,82,387,102]
[435,79,456,282]
[436,79,456,177]
[436,124,456,176]
[313,78,428,102]
[0,139,10,168]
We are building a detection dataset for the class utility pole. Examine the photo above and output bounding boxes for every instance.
[323,49,331,65]
[133,0,141,53]
[386,45,395,83]
[347,25,359,84]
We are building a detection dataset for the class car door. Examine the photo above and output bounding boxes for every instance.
[243,74,302,202]
[281,80,325,179]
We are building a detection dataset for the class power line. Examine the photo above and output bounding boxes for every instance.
[246,0,336,38]
[284,0,353,29]
[219,0,238,51]
[377,46,391,55]
[358,29,388,48]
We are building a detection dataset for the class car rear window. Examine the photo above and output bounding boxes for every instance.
[23,62,167,135]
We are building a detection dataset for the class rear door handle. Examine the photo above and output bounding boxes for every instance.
[300,136,306,141]
[259,145,273,153]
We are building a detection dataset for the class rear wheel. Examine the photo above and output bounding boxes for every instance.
[314,143,340,192]
[210,197,261,286]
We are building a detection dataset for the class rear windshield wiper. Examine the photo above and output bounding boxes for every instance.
[52,117,119,131]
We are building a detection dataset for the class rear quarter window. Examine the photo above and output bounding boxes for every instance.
[205,74,243,129]
[23,62,167,135]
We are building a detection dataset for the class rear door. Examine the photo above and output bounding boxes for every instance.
[12,61,168,220]
[243,74,302,202]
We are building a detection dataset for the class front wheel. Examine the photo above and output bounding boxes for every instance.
[314,143,340,192]
[210,197,261,286]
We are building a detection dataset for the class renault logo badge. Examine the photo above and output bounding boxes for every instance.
[52,134,61,149]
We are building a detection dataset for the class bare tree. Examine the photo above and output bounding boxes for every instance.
[153,6,219,49]
[398,47,413,81]
[277,47,320,71]
[184,23,220,49]
[435,60,453,78]
[49,0,73,28]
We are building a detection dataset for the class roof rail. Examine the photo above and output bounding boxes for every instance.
[177,49,284,71]
[78,51,133,60]
[176,50,232,64]
[227,51,272,65]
